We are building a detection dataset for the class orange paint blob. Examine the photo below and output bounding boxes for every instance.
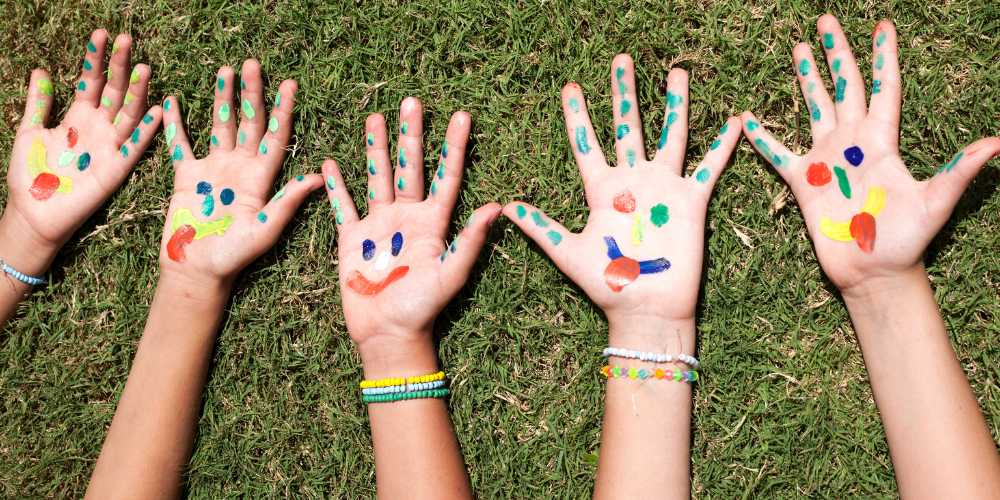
[166,225,196,262]
[67,127,79,148]
[29,173,60,201]
[347,266,409,296]
[613,189,636,213]
[850,212,876,254]
[604,257,640,292]
[806,162,832,186]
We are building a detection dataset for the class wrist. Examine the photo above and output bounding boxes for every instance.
[605,313,696,353]
[0,208,61,278]
[355,333,440,381]
[156,268,232,304]
[839,265,929,311]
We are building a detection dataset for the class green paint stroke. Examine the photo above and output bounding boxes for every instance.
[569,98,579,113]
[575,126,591,154]
[808,98,821,121]
[269,116,278,133]
[84,60,92,71]
[620,99,631,116]
[823,33,834,49]
[271,187,286,201]
[238,130,246,145]
[77,81,86,91]
[58,151,74,166]
[667,92,683,109]
[546,230,562,245]
[531,211,549,227]
[336,211,344,225]
[658,112,678,149]
[442,139,449,158]
[399,148,407,167]
[397,177,406,190]
[876,29,886,47]
[130,69,139,84]
[172,144,183,161]
[465,213,475,228]
[938,152,964,174]
[108,69,113,80]
[754,138,788,168]
[37,78,53,96]
[834,166,851,198]
[400,121,408,134]
[835,76,847,103]
[123,92,133,106]
[720,123,729,134]
[219,103,230,122]
[131,128,140,144]
[211,135,219,147]
[367,132,374,146]
[368,158,376,175]
[807,82,816,93]
[88,40,97,52]
[650,204,669,227]
[616,124,629,140]
[872,80,882,94]
[241,99,255,119]
[101,96,111,107]
[798,59,809,76]
[695,169,710,183]
[430,181,438,195]
[516,205,527,219]
[165,123,176,143]
[710,139,721,151]
[326,176,336,189]
[113,112,120,126]
[217,78,224,91]
[259,139,267,154]
[626,149,636,167]
[876,54,885,70]
[747,120,759,131]
[832,58,842,73]
[332,198,341,211]
[368,188,375,200]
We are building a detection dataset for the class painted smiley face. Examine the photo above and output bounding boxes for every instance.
[348,232,407,296]
[820,185,885,254]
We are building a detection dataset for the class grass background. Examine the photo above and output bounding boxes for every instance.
[1,0,998,498]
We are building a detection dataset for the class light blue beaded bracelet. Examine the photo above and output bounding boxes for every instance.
[361,379,446,396]
[0,257,44,286]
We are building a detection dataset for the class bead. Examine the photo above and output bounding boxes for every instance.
[628,368,638,379]
[611,366,621,377]
[681,372,690,382]
[690,371,699,381]
[637,369,647,379]
[602,366,611,377]
[665,370,673,379]
[654,369,664,379]
[673,371,682,381]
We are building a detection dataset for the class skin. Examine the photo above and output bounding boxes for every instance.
[0,30,161,324]
[322,97,501,500]
[503,55,742,498]
[743,15,1000,499]
[85,60,324,499]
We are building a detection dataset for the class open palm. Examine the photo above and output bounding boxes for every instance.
[158,60,322,283]
[743,15,1000,292]
[323,99,500,347]
[503,54,741,325]
[8,31,160,248]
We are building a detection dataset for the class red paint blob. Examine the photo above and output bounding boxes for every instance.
[850,212,877,254]
[604,257,640,292]
[166,225,196,263]
[29,173,60,201]
[67,127,79,148]
[806,162,832,186]
[613,189,636,213]
[347,266,409,296]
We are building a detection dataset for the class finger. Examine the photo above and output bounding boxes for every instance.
[651,68,690,174]
[439,203,503,279]
[111,64,152,144]
[254,173,325,236]
[501,202,574,267]
[561,82,607,184]
[792,43,837,141]
[394,97,425,202]
[210,67,238,151]
[868,21,902,129]
[741,111,799,179]
[162,96,196,168]
[690,117,742,192]
[611,54,645,168]
[74,29,110,108]
[257,80,297,174]
[817,14,867,123]
[20,70,54,131]
[235,60,266,155]
[321,159,360,227]
[117,106,163,169]
[365,114,395,211]
[99,34,132,118]
[426,111,470,220]
[925,138,1000,219]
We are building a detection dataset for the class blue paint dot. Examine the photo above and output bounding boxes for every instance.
[77,152,91,171]
[362,239,376,261]
[220,188,234,205]
[197,182,212,195]
[391,232,403,256]
[844,146,864,166]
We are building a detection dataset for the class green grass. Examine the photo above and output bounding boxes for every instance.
[2,0,999,498]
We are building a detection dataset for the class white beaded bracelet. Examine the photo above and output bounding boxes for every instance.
[0,257,44,286]
[603,347,700,368]
[361,379,446,395]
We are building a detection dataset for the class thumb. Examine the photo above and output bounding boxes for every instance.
[439,203,503,283]
[252,173,324,245]
[925,137,1000,219]
[501,202,575,270]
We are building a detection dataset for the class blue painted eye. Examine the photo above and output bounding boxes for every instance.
[362,239,376,260]
[391,232,403,256]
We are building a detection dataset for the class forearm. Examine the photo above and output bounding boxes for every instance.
[358,334,470,500]
[843,267,1000,499]
[86,272,231,499]
[594,316,695,500]
[0,210,61,324]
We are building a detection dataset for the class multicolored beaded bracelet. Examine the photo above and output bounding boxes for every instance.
[362,388,449,403]
[603,347,701,368]
[601,365,699,382]
[359,370,445,389]
[361,379,446,395]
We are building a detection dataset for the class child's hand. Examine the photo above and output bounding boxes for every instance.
[742,15,1000,295]
[502,54,741,332]
[159,60,323,285]
[5,30,160,253]
[322,98,501,361]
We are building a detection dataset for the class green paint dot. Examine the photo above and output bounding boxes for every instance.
[101,96,111,107]
[823,33,834,49]
[257,212,267,223]
[546,230,562,245]
[367,132,374,146]
[618,80,626,94]
[120,145,128,158]
[130,69,139,84]
[271,187,286,201]
[397,177,406,190]
[809,98,821,120]
[296,175,304,181]
[111,42,119,54]
[268,116,278,133]
[568,98,579,113]
[798,59,809,76]
[37,78,53,96]
[650,204,669,227]
[667,92,683,109]
[163,100,170,111]
[368,188,375,200]
[620,99,631,116]
[807,82,816,93]
[336,211,344,225]
[430,181,438,195]
[399,148,407,167]
[217,78,224,91]
[835,76,847,103]
[259,139,267,154]
[58,151,74,166]
[88,40,96,52]
[400,121,408,134]
[332,198,341,210]
[131,128,140,143]
[531,211,549,227]
[368,158,376,175]
[84,60,92,71]
[695,169,710,183]
[832,58,842,73]
[241,99,255,119]
[219,103,230,122]
[165,123,176,143]
[238,130,246,145]
[172,144,183,161]
[113,112,120,126]
[516,205,527,219]
[275,93,281,108]
[325,176,335,189]
[77,81,86,91]
[436,162,445,179]
[746,121,759,131]
[834,165,851,199]
[211,135,219,147]
[876,54,885,70]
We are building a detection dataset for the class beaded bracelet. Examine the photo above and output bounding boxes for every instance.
[603,347,700,368]
[359,370,445,389]
[0,257,44,286]
[601,365,699,382]
[362,379,446,395]
[362,388,449,403]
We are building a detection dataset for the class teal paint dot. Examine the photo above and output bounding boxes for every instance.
[269,116,278,133]
[823,33,834,49]
[164,99,170,111]
[516,205,527,219]
[627,150,636,167]
[832,58,842,73]
[217,78,224,91]
[872,80,882,94]
[368,188,375,200]
[120,145,129,158]
[649,204,669,227]
[876,54,885,70]
[666,92,683,109]
[442,139,449,158]
[326,176,336,189]
[807,82,816,93]
[531,211,549,227]
[275,93,281,108]
[88,40,96,52]
[430,181,438,195]
[77,153,91,171]
[131,128,140,143]
[259,139,267,154]
[241,99,255,119]
[695,169,710,183]
[77,81,86,91]
[296,175,304,181]
[84,60,92,71]
[400,121,408,134]
[142,113,153,124]
[397,177,406,190]
[808,98,821,121]
[618,80,626,94]
[546,230,562,245]
[368,158,376,175]
[436,162,445,179]
[710,139,721,151]
[367,132,374,146]
[835,76,847,102]
[620,99,631,116]
[616,67,625,80]
[211,135,219,147]
[875,29,886,47]
[720,123,729,134]
[575,126,591,154]
[798,59,809,76]
[172,144,182,161]
[240,79,245,90]
[257,212,267,223]
[747,121,759,131]
[568,98,579,113]
[202,195,215,216]
[399,148,407,167]
[238,130,246,145]
[616,124,630,140]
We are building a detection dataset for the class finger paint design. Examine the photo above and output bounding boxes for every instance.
[172,144,183,161]
[108,69,114,80]
[29,101,46,127]
[37,78,53,98]
[820,186,885,254]
[202,195,214,216]
[807,82,816,93]
[112,42,120,54]
[165,123,176,143]
[746,120,759,131]
[241,79,245,90]
[823,33,834,49]
[167,207,235,262]
[101,96,111,107]
[219,103,231,122]
[124,91,133,106]
[630,214,644,247]
[77,81,86,91]
[275,93,280,107]
[806,162,832,186]
[296,175,304,182]
[362,239,376,260]
[113,112,121,126]
[798,59,809,76]
[626,150,636,167]
[220,188,234,205]
[516,205,527,219]
[450,236,459,253]
[66,128,80,149]
[399,148,407,167]
[131,128,140,144]
[710,139,721,151]
[391,232,403,256]
[442,139,449,158]
[613,190,635,213]
[575,126,591,154]
[217,78,224,91]
[657,112,678,150]
[77,153,90,171]
[197,182,212,195]
[616,124,630,140]
[834,166,851,198]
[346,266,409,296]
[375,251,391,271]
[875,26,886,47]
[569,98,579,113]
[436,162,445,179]
[754,138,790,169]
[602,236,670,292]
[695,169,709,183]
[120,145,129,158]
[547,230,562,245]
[875,54,885,70]
[271,187,286,201]
[430,181,438,195]
[621,98,631,116]
[367,132,374,146]
[259,139,267,155]
[164,100,171,111]
[844,146,864,166]
[832,59,842,73]
[211,135,219,147]
[400,122,408,134]
[835,76,846,103]
[397,178,406,190]
[326,176,336,190]
[58,151,74,166]
[808,98,821,121]
[937,152,963,174]
[241,99,255,119]
[368,158,376,175]
[27,139,73,201]
[88,40,96,52]
[238,130,246,145]
[667,92,683,109]
[650,204,669,227]
[258,212,267,223]
[368,188,375,200]
[872,80,882,94]
[531,211,549,227]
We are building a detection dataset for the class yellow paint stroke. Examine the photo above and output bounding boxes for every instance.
[171,207,234,239]
[27,138,72,193]
[820,186,885,241]
[630,214,644,247]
